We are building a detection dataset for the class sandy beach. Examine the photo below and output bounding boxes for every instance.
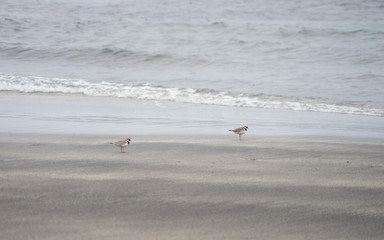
[0,133,383,239]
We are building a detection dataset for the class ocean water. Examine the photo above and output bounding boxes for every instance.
[1,0,384,136]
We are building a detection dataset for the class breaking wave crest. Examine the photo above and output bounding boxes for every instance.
[1,73,383,117]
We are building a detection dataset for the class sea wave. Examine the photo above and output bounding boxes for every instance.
[1,73,383,117]
[0,45,182,65]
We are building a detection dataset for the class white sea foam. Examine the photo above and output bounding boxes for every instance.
[1,73,383,117]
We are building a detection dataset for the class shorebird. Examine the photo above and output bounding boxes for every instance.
[229,126,248,141]
[109,138,131,153]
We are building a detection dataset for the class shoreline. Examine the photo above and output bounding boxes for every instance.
[1,133,384,239]
[1,91,384,138]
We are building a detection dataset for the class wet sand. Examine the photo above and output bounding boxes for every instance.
[1,133,384,239]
